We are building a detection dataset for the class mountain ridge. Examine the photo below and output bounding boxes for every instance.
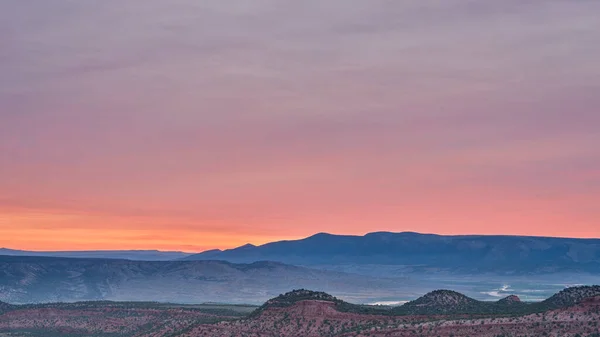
[183,231,600,274]
[0,248,191,261]
[0,255,405,304]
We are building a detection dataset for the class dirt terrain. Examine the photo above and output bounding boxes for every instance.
[0,302,252,337]
[1,288,599,337]
[181,296,600,337]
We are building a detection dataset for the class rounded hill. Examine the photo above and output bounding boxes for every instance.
[539,285,600,309]
[251,289,391,317]
[497,295,522,305]
[263,289,341,308]
[395,290,481,315]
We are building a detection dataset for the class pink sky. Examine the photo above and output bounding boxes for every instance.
[1,0,599,251]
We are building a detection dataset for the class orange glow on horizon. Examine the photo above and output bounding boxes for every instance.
[1,197,598,252]
[0,207,303,252]
[1,0,599,252]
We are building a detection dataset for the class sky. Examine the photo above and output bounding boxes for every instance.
[1,0,599,252]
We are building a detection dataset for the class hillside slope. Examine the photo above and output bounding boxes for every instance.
[0,256,402,304]
[537,285,600,309]
[394,289,532,315]
[181,287,600,337]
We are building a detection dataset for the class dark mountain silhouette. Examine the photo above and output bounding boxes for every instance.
[183,231,600,274]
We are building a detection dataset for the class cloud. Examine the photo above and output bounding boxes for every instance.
[1,0,599,249]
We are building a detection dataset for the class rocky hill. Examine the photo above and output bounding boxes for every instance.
[182,287,600,337]
[393,286,600,316]
[395,290,483,315]
[538,285,600,309]
[408,290,478,308]
[253,289,390,317]
[497,294,522,305]
[394,290,531,315]
[261,289,343,308]
[260,287,600,318]
[0,301,249,337]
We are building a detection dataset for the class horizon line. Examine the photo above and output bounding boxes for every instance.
[2,230,599,253]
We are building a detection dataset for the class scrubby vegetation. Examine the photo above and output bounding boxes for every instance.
[251,289,391,317]
[2,286,600,337]
[251,286,600,319]
[0,301,13,314]
[392,289,532,316]
[537,286,600,310]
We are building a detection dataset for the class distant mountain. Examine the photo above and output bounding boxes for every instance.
[183,232,600,274]
[0,248,191,261]
[0,255,404,304]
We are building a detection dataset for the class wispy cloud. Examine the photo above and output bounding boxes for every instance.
[1,0,599,250]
